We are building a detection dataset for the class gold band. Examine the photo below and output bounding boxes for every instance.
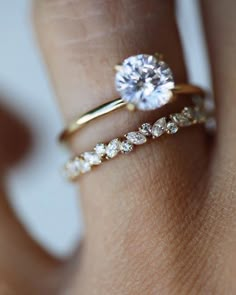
[59,83,204,142]
[63,97,209,181]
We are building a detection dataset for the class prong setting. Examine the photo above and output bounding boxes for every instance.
[115,54,175,111]
[114,64,123,72]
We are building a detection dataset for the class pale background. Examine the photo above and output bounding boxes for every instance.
[0,0,212,257]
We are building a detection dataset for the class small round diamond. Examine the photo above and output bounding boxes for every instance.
[79,159,91,173]
[94,143,106,157]
[120,141,134,154]
[139,123,152,136]
[166,122,179,134]
[182,107,194,120]
[115,54,175,111]
[64,158,81,180]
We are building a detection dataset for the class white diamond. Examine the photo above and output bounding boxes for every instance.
[79,159,91,173]
[94,143,106,157]
[125,132,147,145]
[166,122,179,134]
[83,152,101,165]
[106,139,121,158]
[115,54,175,111]
[139,123,152,136]
[182,107,194,120]
[170,113,191,127]
[151,117,167,137]
[120,141,134,154]
[64,158,80,179]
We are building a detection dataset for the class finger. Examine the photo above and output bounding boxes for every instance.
[200,1,236,290]
[35,0,210,293]
[201,1,236,157]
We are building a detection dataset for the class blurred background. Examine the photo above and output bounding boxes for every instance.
[0,0,82,258]
[0,0,212,258]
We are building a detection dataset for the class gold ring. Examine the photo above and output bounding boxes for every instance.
[64,97,209,181]
[59,53,205,142]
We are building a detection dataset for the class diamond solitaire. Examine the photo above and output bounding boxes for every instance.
[115,54,175,111]
[59,53,205,143]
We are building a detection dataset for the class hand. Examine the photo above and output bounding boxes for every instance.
[1,1,235,294]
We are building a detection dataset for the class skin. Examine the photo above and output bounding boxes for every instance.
[0,0,236,294]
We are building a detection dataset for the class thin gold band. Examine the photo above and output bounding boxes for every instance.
[63,97,209,181]
[59,83,204,142]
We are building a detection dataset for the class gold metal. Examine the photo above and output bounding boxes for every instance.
[127,103,136,111]
[59,83,204,142]
[114,65,123,71]
[64,98,209,181]
[154,52,164,60]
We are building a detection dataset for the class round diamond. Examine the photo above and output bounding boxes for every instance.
[182,107,195,120]
[139,123,152,136]
[64,158,81,180]
[120,141,134,154]
[166,122,179,134]
[115,54,175,110]
[79,159,91,173]
[94,143,106,157]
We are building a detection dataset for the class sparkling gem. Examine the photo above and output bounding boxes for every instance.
[166,121,179,134]
[151,117,167,137]
[182,107,195,120]
[115,54,175,110]
[94,143,106,157]
[64,158,80,179]
[120,141,134,154]
[83,152,101,165]
[139,123,152,136]
[79,159,91,173]
[170,113,191,127]
[125,132,147,145]
[106,139,121,158]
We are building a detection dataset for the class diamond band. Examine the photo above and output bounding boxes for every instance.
[64,98,209,181]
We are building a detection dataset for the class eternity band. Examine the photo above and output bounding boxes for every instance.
[64,97,209,181]
[59,53,205,142]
